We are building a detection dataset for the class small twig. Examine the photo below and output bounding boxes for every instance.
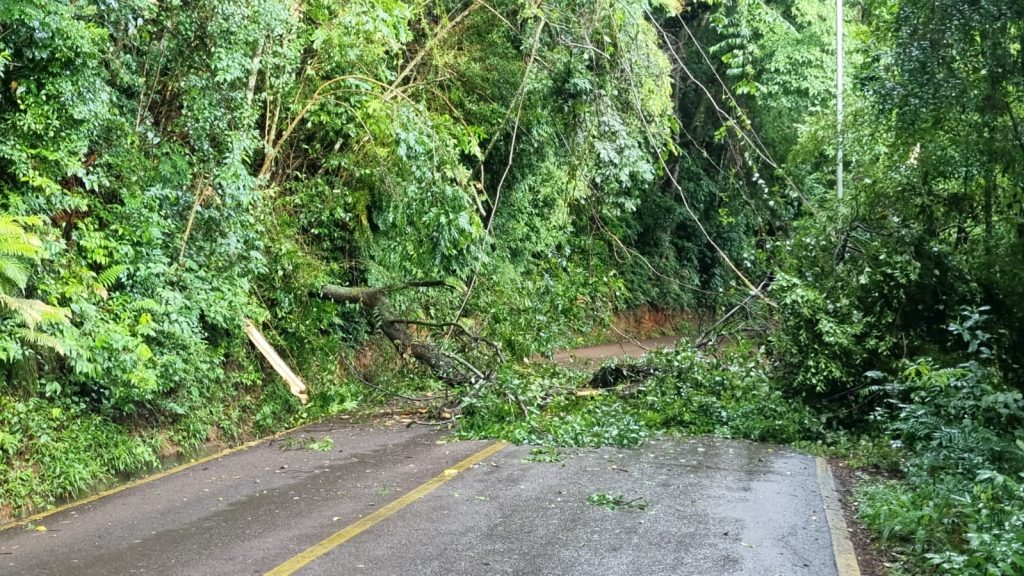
[258,74,405,179]
[441,350,488,382]
[388,1,482,93]
[459,376,493,405]
[592,213,714,295]
[445,275,479,342]
[503,389,530,419]
[390,319,504,362]
[390,319,471,331]
[609,324,652,352]
[408,418,456,427]
[178,180,215,268]
[384,279,460,292]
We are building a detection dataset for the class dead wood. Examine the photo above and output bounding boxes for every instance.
[243,319,308,404]
[317,283,498,386]
[587,363,658,390]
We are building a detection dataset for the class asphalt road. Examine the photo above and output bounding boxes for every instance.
[551,336,680,369]
[0,420,840,576]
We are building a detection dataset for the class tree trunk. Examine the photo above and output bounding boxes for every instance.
[317,284,481,386]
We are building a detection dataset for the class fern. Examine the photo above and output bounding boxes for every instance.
[0,215,43,258]
[96,264,127,290]
[90,264,128,300]
[0,257,30,293]
[15,329,65,355]
[0,214,69,354]
[0,294,69,328]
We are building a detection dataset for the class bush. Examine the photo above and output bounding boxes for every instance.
[858,474,1024,575]
[0,397,161,515]
[854,312,1024,575]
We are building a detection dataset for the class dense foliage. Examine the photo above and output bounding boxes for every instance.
[2,1,1022,572]
[0,0,703,514]
[729,0,1024,572]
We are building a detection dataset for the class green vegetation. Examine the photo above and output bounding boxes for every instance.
[0,0,681,515]
[852,312,1024,574]
[523,446,563,463]
[1,0,1022,573]
[276,434,335,452]
[587,492,649,511]
[457,346,816,447]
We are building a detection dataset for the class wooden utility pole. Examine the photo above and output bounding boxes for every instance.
[836,0,845,199]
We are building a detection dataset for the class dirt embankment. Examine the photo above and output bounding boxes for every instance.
[610,306,697,338]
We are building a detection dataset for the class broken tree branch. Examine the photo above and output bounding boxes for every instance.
[694,275,773,350]
[244,319,308,404]
[317,282,499,386]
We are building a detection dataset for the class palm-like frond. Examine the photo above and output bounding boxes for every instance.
[91,264,128,300]
[14,328,65,356]
[0,214,44,262]
[96,264,127,290]
[0,255,31,292]
[0,214,70,355]
[0,294,70,329]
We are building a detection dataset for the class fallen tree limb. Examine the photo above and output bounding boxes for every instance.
[338,353,438,403]
[317,283,498,386]
[389,319,504,363]
[694,275,773,350]
[243,319,308,404]
[588,363,657,389]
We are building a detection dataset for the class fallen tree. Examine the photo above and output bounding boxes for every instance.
[316,277,771,405]
[317,282,503,386]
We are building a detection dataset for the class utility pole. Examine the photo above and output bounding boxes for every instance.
[836,0,844,199]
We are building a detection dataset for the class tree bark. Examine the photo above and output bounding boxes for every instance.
[317,283,482,386]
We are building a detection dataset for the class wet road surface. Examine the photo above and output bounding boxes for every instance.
[551,336,680,369]
[1,423,838,576]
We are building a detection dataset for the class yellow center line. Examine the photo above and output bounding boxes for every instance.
[0,432,290,532]
[265,441,508,576]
